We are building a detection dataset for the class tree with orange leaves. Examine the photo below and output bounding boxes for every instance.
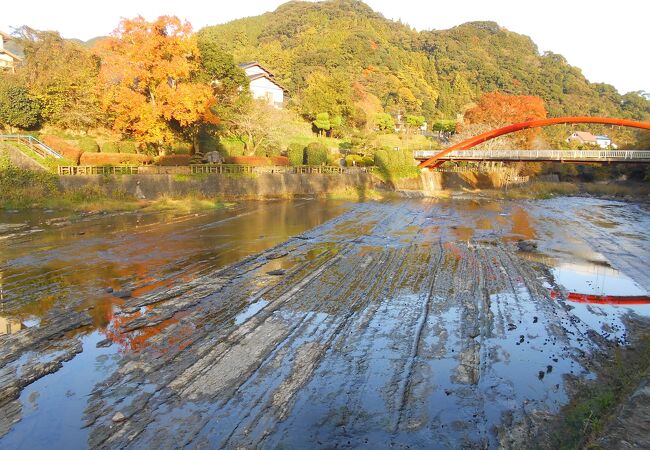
[96,16,218,154]
[464,92,547,148]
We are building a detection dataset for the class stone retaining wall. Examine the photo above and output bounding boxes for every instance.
[57,173,379,200]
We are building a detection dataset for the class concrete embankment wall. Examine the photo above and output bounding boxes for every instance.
[56,170,518,200]
[1,143,47,172]
[392,171,514,196]
[57,173,379,200]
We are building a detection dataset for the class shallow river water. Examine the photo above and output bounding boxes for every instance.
[0,197,648,449]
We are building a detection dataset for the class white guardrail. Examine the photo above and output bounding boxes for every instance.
[0,134,64,159]
[414,149,650,161]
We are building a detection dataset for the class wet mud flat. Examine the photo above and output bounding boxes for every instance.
[1,198,650,448]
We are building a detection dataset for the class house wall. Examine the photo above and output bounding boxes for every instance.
[0,54,14,68]
[249,77,284,107]
[596,139,611,149]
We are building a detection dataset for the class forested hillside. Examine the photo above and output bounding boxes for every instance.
[1,0,648,160]
[199,0,649,127]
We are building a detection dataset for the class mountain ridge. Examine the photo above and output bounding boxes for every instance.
[197,0,648,123]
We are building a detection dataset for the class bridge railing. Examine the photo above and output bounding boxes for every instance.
[0,134,63,159]
[414,149,650,161]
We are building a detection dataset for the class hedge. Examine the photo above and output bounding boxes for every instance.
[41,135,82,165]
[78,137,99,153]
[305,142,328,166]
[224,156,290,166]
[286,143,305,166]
[101,141,119,153]
[79,152,153,165]
[156,154,192,166]
[345,154,375,167]
[374,147,420,180]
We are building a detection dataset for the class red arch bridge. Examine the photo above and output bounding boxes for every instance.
[417,117,650,169]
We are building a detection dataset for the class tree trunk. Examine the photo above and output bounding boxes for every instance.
[191,133,199,156]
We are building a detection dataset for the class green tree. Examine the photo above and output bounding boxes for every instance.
[301,71,353,120]
[451,73,475,113]
[313,112,331,137]
[436,80,455,118]
[406,115,425,128]
[15,27,101,131]
[375,113,395,132]
[0,76,41,130]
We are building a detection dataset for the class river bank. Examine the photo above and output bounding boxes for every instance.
[3,163,649,213]
[1,197,648,448]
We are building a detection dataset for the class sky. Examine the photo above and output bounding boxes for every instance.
[2,0,649,94]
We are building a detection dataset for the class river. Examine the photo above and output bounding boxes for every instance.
[0,197,648,448]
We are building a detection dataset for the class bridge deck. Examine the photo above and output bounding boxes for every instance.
[414,149,650,163]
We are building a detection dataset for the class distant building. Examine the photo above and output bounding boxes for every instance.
[0,31,22,73]
[238,62,286,108]
[567,131,615,149]
[594,135,613,149]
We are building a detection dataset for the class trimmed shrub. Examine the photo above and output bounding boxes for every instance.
[345,154,363,167]
[101,141,119,153]
[254,147,282,158]
[41,135,82,165]
[287,143,305,166]
[78,137,99,153]
[117,141,138,154]
[345,155,375,167]
[327,153,344,166]
[79,152,153,165]
[305,142,328,166]
[156,154,192,166]
[374,147,420,180]
[224,156,290,166]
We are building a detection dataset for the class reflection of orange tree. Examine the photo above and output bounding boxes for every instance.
[102,309,194,353]
[511,207,536,240]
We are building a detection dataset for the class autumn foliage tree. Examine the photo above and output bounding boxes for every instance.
[464,92,547,148]
[96,16,218,153]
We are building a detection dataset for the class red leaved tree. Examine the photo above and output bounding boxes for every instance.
[464,92,547,149]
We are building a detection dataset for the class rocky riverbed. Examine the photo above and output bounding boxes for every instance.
[0,197,648,448]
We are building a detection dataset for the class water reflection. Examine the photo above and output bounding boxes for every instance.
[551,262,650,305]
[0,316,23,334]
[0,200,348,350]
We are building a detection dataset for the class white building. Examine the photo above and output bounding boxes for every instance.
[0,31,22,73]
[595,135,613,149]
[238,62,285,108]
[567,131,615,149]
